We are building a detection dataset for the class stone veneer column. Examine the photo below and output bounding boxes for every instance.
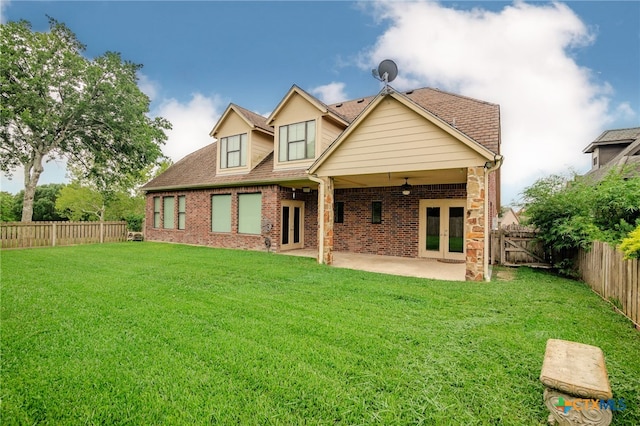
[320,177,334,265]
[466,167,485,281]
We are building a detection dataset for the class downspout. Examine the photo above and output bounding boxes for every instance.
[483,154,504,281]
[308,173,325,264]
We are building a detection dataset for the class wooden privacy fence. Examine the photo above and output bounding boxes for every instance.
[575,241,639,327]
[1,221,127,249]
[491,224,549,267]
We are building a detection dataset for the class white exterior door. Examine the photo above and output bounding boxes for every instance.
[419,199,466,261]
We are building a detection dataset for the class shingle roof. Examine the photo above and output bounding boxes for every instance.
[143,86,501,191]
[232,103,273,134]
[142,143,307,191]
[328,87,500,153]
[583,127,640,153]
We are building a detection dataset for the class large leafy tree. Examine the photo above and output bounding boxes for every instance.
[0,18,170,221]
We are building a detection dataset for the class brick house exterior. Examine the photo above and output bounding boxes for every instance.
[143,85,502,281]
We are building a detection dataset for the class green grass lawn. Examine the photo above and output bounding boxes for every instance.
[2,243,639,425]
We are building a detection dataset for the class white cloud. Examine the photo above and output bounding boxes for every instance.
[138,72,159,101]
[364,0,620,204]
[0,1,11,24]
[310,82,348,104]
[153,93,223,162]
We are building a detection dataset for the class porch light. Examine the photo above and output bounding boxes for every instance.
[302,187,311,193]
[401,178,412,195]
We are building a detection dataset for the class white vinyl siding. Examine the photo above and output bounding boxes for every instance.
[238,193,262,234]
[178,195,186,230]
[163,196,175,229]
[220,133,247,168]
[279,120,315,161]
[211,194,232,233]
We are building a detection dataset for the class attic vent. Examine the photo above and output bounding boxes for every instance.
[405,90,414,95]
[335,103,343,108]
[357,98,365,103]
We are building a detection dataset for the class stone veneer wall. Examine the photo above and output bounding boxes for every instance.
[465,167,485,281]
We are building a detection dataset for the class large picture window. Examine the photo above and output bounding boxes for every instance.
[220,133,247,168]
[163,196,175,229]
[238,193,262,234]
[211,194,232,232]
[279,120,315,161]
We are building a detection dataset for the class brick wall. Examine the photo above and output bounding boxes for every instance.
[333,184,467,258]
[145,185,319,253]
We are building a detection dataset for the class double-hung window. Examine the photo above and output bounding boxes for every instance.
[279,120,315,161]
[220,133,247,169]
[178,196,186,230]
[153,197,161,228]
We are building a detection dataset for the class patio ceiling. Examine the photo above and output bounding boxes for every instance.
[331,167,468,189]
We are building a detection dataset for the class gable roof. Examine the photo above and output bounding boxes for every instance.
[309,87,498,174]
[328,87,500,154]
[143,85,501,192]
[209,103,273,137]
[266,85,349,127]
[583,127,640,153]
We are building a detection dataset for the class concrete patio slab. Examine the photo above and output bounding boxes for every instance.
[280,249,466,281]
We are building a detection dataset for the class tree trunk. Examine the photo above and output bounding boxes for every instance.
[21,152,45,222]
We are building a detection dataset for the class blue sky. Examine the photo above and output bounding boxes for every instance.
[2,1,639,205]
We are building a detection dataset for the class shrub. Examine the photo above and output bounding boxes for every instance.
[619,225,640,259]
[125,213,144,232]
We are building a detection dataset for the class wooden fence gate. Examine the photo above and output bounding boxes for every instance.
[491,224,549,267]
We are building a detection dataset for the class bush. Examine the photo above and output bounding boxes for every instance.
[619,225,640,259]
[125,213,144,232]
[522,167,640,271]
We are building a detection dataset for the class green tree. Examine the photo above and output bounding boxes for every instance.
[0,18,170,222]
[522,168,640,272]
[55,183,104,221]
[13,183,67,221]
[0,191,18,221]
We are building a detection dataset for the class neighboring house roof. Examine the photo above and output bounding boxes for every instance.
[583,127,640,181]
[583,127,640,153]
[143,85,500,192]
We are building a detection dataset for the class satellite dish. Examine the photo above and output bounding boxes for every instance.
[372,59,398,84]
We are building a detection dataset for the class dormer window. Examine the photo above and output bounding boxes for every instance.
[279,120,316,161]
[220,133,247,169]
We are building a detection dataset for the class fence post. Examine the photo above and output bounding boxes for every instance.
[100,221,104,244]
[52,222,57,247]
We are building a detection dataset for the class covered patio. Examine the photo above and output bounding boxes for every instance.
[281,249,466,281]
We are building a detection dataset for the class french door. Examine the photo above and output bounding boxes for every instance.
[281,200,304,250]
[418,199,466,261]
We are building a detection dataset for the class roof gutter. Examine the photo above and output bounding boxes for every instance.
[483,154,503,281]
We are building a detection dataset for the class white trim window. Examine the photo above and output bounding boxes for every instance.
[220,133,247,169]
[279,120,315,162]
